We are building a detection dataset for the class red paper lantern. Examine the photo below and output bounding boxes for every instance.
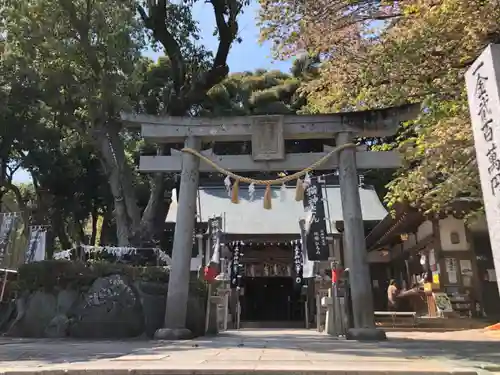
[204,265,217,282]
[331,269,338,284]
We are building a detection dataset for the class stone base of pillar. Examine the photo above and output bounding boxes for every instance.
[154,328,193,340]
[346,327,387,341]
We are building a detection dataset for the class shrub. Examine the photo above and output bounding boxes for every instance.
[15,260,172,292]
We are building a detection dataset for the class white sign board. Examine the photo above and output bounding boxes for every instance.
[465,44,500,294]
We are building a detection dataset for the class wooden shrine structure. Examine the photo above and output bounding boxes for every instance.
[123,105,419,339]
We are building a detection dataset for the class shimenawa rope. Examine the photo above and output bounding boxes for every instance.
[181,142,356,209]
[181,143,356,185]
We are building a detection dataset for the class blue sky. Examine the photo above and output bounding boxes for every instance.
[13,1,290,184]
[144,1,292,72]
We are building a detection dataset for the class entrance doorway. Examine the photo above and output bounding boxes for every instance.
[242,277,304,325]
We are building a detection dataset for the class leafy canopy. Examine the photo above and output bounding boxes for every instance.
[259,0,500,216]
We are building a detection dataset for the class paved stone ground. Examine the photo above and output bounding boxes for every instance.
[0,329,499,374]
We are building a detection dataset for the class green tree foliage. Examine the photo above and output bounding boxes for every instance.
[1,0,249,246]
[1,0,315,251]
[259,0,500,216]
[202,68,308,116]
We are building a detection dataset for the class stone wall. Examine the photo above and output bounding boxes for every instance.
[1,260,207,339]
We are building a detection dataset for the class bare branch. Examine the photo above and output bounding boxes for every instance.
[5,162,21,181]
[181,0,240,109]
[138,2,186,93]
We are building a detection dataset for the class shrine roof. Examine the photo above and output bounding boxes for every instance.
[165,185,387,235]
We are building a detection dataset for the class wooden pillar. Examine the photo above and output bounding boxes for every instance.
[162,136,200,332]
[336,133,382,338]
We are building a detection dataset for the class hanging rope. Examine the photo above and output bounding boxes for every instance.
[181,142,356,185]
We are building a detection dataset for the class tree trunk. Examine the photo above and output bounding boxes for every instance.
[137,144,175,246]
[138,173,165,245]
[0,157,6,212]
[107,126,142,230]
[45,229,55,259]
[100,207,115,245]
[56,226,72,250]
[94,127,141,246]
[51,210,71,250]
[77,220,86,245]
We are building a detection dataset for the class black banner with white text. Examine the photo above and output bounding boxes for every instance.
[303,182,329,261]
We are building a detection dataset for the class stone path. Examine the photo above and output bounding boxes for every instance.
[0,329,499,374]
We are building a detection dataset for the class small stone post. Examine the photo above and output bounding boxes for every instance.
[322,291,335,335]
[155,136,200,340]
[336,132,386,340]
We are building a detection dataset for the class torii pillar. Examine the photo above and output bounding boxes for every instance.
[122,104,419,340]
[157,136,200,339]
[337,132,384,340]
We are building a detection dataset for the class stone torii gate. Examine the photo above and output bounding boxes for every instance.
[122,104,419,340]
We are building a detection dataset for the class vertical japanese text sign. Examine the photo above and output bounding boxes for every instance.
[303,181,329,261]
[465,44,500,293]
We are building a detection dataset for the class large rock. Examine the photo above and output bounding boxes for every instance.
[21,291,57,337]
[44,314,69,338]
[0,301,16,333]
[69,274,144,338]
[56,289,78,315]
[7,288,78,338]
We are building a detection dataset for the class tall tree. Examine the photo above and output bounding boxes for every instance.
[0,31,47,230]
[2,0,248,245]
